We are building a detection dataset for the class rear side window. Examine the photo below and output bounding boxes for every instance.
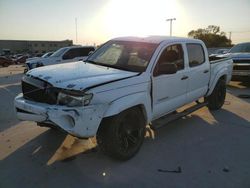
[62,48,77,59]
[187,44,205,67]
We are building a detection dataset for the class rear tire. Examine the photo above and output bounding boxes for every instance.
[97,107,146,161]
[206,79,226,110]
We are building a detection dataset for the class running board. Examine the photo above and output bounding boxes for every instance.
[151,102,208,130]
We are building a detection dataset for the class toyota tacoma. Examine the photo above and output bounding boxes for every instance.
[15,36,233,160]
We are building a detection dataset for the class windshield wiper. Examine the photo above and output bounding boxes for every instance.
[85,60,113,68]
[85,59,98,64]
[86,60,121,69]
[85,60,140,72]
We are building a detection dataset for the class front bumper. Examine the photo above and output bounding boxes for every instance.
[14,94,107,138]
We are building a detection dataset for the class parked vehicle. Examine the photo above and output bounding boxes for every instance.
[217,42,250,80]
[14,55,28,64]
[14,36,233,160]
[0,56,14,67]
[26,51,54,62]
[42,52,54,58]
[24,46,95,73]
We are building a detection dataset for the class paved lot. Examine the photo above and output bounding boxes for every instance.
[0,65,250,188]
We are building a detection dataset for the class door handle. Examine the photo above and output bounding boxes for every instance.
[203,70,209,73]
[181,75,189,80]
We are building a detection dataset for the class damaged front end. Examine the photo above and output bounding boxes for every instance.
[15,75,107,138]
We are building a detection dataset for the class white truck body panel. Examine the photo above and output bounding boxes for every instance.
[15,36,233,138]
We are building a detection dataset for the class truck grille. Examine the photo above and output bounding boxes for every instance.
[22,76,59,104]
[233,59,250,64]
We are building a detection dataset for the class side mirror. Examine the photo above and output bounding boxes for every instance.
[158,63,178,75]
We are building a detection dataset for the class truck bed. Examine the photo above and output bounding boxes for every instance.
[209,56,231,64]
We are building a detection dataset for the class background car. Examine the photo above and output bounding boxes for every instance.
[218,42,250,81]
[14,55,28,64]
[0,56,14,67]
[25,46,95,72]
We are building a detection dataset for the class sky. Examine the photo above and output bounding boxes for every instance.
[0,0,250,45]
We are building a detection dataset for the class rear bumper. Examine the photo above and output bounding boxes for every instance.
[14,94,107,138]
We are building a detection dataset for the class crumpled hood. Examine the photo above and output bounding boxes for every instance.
[27,61,138,90]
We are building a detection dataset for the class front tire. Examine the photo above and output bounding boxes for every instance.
[97,107,146,161]
[206,79,226,110]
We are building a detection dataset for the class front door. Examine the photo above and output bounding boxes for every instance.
[152,44,188,120]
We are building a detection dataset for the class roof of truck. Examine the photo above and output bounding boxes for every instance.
[112,36,201,44]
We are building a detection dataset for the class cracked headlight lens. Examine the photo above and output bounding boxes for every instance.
[57,91,93,107]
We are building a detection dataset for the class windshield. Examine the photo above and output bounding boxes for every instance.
[50,48,68,57]
[229,43,250,53]
[86,40,158,72]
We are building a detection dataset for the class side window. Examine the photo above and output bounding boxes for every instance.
[187,44,205,67]
[62,49,77,60]
[78,47,95,56]
[154,44,184,76]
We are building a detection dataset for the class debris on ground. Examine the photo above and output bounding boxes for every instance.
[222,166,230,172]
[224,101,231,105]
[158,166,182,173]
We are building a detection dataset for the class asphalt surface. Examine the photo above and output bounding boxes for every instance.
[0,65,250,188]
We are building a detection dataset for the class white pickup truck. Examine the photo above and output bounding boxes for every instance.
[15,36,233,160]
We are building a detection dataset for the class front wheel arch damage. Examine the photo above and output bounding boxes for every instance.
[97,106,147,160]
[98,105,147,130]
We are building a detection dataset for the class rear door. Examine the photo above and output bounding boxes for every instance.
[185,43,210,103]
[152,43,188,119]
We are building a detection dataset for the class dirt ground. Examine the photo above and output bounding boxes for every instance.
[0,65,250,188]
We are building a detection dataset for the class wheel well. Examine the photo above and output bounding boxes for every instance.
[117,104,147,124]
[219,75,227,82]
[97,104,147,135]
[101,104,147,124]
[135,104,147,124]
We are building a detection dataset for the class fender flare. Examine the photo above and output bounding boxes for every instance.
[206,68,227,96]
[103,91,151,123]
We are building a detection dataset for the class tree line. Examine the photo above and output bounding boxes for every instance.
[188,25,232,48]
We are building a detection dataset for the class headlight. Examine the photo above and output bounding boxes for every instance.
[57,91,93,107]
